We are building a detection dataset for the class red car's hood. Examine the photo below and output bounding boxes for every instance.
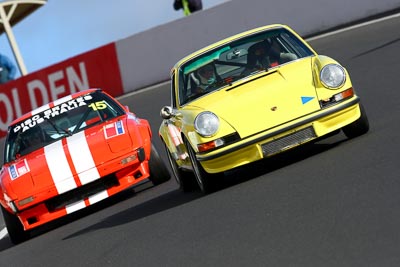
[5,118,133,202]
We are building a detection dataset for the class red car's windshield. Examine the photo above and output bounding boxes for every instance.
[4,91,125,163]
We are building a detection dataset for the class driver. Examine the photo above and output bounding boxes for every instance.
[189,64,217,94]
[197,64,216,90]
[27,127,43,146]
[18,126,44,155]
[243,38,297,75]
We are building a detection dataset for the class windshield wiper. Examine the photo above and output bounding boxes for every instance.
[46,118,72,137]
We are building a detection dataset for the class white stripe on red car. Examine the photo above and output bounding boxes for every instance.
[45,140,77,194]
[67,132,100,185]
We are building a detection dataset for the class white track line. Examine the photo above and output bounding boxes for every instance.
[0,227,8,239]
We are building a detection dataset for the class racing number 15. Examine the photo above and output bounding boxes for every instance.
[89,101,107,110]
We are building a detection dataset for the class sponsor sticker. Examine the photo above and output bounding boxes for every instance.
[301,96,315,104]
[9,159,30,180]
[104,121,125,139]
[12,95,93,134]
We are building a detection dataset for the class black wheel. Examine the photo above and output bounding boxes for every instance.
[164,143,198,192]
[148,144,171,185]
[1,205,30,244]
[342,104,369,139]
[185,139,223,194]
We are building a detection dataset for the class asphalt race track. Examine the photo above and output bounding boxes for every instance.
[1,14,400,267]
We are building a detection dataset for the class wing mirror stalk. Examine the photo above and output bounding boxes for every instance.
[160,106,182,120]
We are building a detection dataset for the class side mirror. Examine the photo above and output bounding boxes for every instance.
[160,106,173,119]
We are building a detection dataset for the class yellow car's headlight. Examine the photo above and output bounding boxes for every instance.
[194,112,219,137]
[320,64,346,89]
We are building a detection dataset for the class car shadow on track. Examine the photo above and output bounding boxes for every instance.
[60,134,348,241]
[0,133,348,248]
[222,134,346,188]
[62,188,203,241]
[0,181,189,250]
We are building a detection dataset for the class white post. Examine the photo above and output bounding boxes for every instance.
[0,3,28,76]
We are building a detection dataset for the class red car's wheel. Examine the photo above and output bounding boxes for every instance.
[148,144,171,185]
[1,205,30,244]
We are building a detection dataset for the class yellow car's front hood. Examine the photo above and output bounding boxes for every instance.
[190,58,321,138]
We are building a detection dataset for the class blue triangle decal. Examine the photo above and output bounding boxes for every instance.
[301,96,314,104]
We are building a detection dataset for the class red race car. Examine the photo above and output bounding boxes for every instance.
[0,88,170,244]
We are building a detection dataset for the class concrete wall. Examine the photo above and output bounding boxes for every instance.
[116,0,400,93]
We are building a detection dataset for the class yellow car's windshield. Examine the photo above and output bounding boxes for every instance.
[178,27,314,106]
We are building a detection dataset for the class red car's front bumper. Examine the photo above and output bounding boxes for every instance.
[16,159,150,230]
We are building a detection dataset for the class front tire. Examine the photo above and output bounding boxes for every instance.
[185,139,223,194]
[148,144,171,185]
[342,104,369,139]
[1,205,30,244]
[164,143,198,192]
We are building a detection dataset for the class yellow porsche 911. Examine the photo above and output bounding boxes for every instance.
[159,24,369,193]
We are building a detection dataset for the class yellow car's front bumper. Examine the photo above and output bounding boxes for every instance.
[197,97,361,173]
